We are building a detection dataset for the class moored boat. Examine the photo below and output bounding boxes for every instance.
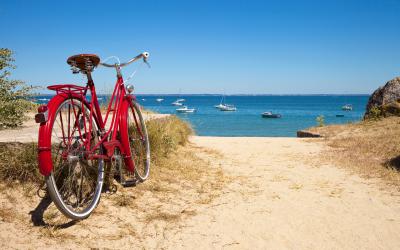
[156,98,164,102]
[172,100,183,106]
[342,104,353,111]
[214,103,226,109]
[262,111,281,118]
[220,104,237,111]
[176,106,196,113]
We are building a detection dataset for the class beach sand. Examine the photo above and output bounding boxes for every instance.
[0,133,399,248]
[162,136,400,249]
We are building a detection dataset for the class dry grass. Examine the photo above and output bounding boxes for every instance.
[0,207,15,223]
[0,116,191,185]
[130,142,228,225]
[0,142,41,183]
[113,193,133,207]
[0,115,229,247]
[0,115,229,250]
[146,115,193,163]
[309,116,400,190]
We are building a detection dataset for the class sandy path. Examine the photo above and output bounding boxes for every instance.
[160,136,400,249]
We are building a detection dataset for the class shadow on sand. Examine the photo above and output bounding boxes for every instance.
[29,195,76,228]
[386,155,400,171]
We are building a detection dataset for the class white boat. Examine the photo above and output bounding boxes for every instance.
[214,103,226,109]
[176,98,185,102]
[342,104,353,111]
[220,104,237,111]
[156,98,164,102]
[214,95,226,109]
[176,106,196,113]
[172,100,183,106]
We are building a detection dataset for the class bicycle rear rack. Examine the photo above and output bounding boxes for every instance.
[47,84,88,96]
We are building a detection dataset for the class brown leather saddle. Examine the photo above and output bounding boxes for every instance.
[67,54,100,73]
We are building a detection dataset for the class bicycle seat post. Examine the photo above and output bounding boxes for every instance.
[86,70,94,86]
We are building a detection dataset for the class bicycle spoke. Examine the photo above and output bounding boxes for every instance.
[48,98,103,216]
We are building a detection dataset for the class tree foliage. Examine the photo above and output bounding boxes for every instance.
[0,48,36,128]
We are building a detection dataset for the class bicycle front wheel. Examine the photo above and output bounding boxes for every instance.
[45,97,104,220]
[123,100,150,181]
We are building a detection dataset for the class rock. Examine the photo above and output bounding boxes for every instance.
[296,130,321,138]
[364,77,400,119]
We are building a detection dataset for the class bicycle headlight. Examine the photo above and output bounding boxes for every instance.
[126,84,134,93]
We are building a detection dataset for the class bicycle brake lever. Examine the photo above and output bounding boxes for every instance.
[144,59,151,68]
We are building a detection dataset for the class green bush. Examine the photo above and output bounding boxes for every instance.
[0,48,36,128]
[367,106,382,120]
[316,115,325,127]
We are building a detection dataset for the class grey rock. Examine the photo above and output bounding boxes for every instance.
[297,130,321,138]
[364,77,400,119]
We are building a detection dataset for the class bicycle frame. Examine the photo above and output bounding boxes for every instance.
[37,69,142,175]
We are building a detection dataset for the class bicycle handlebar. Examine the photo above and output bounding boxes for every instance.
[99,52,149,68]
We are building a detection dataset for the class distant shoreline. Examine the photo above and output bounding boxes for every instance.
[33,93,370,97]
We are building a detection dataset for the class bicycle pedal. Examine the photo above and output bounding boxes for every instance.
[121,179,137,187]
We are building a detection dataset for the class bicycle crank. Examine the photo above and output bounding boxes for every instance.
[112,152,137,187]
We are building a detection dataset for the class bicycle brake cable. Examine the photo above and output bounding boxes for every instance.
[101,55,121,65]
[125,61,145,84]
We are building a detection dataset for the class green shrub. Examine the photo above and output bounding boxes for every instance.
[316,115,325,127]
[0,48,37,128]
[367,106,382,120]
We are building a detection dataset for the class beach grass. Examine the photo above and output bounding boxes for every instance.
[309,116,400,189]
[0,142,40,184]
[0,115,193,185]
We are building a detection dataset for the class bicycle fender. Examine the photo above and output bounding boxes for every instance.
[119,97,135,173]
[37,93,91,176]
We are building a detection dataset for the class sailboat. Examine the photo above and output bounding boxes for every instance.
[215,94,237,111]
[214,95,226,109]
[220,104,237,111]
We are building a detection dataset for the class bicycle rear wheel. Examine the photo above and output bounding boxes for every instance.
[45,97,104,220]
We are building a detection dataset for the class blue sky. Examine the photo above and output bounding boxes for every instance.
[1,0,400,94]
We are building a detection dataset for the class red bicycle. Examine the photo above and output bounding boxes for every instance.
[35,52,150,220]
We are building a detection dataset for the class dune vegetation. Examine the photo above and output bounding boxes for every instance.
[308,116,400,189]
[0,115,228,244]
[0,115,192,184]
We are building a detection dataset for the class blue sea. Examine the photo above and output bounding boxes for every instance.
[34,95,369,137]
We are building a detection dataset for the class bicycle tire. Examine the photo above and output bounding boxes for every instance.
[122,100,150,181]
[45,97,104,220]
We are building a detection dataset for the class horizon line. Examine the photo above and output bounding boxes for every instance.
[34,92,370,96]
